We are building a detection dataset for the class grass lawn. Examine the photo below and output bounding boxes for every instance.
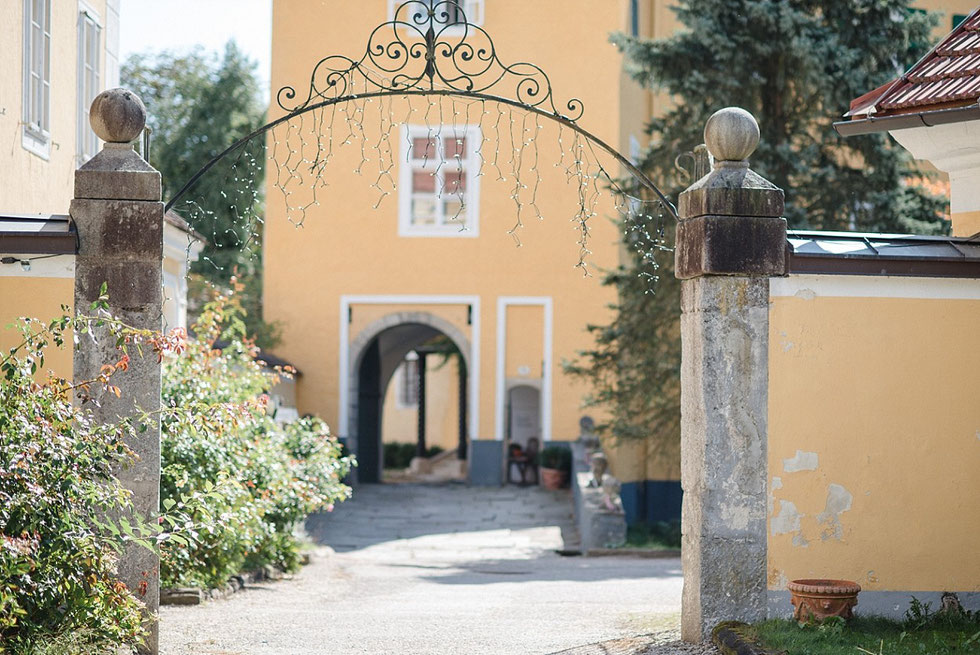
[748,616,980,655]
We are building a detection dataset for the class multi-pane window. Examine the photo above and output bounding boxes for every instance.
[399,125,481,236]
[397,355,420,408]
[388,0,485,29]
[77,7,102,163]
[22,0,52,157]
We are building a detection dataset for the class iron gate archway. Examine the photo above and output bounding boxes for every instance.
[165,0,678,227]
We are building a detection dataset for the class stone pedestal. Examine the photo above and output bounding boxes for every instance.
[71,89,163,654]
[676,108,787,642]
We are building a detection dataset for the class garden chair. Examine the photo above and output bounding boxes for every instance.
[507,437,540,486]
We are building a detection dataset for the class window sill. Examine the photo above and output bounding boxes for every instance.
[398,226,480,238]
[22,129,51,161]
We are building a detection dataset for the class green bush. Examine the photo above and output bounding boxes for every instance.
[539,445,572,472]
[625,520,682,549]
[383,442,444,470]
[160,283,353,588]
[384,443,416,470]
[0,316,145,652]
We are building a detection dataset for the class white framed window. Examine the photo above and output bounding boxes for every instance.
[388,0,485,32]
[398,124,481,237]
[395,353,420,408]
[22,0,52,159]
[77,4,102,164]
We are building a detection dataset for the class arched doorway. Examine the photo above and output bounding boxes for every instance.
[349,314,472,483]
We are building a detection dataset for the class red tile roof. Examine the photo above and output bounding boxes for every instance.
[848,7,980,119]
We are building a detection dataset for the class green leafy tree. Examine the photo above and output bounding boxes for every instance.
[613,0,948,233]
[122,43,278,346]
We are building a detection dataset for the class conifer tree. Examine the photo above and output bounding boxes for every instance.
[571,1,946,447]
[614,0,947,232]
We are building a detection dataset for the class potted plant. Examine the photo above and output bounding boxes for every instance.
[538,445,571,490]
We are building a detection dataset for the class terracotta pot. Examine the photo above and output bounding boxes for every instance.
[540,467,568,490]
[788,579,861,623]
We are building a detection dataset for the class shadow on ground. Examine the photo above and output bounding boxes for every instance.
[415,555,682,585]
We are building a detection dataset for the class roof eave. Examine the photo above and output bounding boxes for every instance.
[833,103,980,137]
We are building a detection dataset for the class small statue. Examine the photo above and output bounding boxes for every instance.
[602,475,622,513]
[578,415,599,452]
[589,451,608,488]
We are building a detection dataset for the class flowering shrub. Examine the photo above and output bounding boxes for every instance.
[160,282,353,588]
[0,315,146,652]
[1,283,351,650]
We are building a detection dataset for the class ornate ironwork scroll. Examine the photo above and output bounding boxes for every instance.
[166,0,677,223]
[277,1,584,122]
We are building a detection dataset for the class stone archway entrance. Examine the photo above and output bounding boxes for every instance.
[348,312,472,483]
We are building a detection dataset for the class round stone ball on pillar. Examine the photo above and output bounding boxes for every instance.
[704,107,760,163]
[89,88,147,144]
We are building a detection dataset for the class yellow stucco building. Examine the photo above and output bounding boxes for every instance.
[264,0,653,486]
[262,0,980,616]
[0,0,202,377]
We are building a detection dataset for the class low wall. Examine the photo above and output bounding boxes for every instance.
[767,275,980,617]
[468,439,503,486]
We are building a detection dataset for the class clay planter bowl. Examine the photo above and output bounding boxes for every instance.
[788,579,861,623]
[540,467,568,490]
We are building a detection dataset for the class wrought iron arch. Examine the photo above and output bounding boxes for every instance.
[165,0,677,220]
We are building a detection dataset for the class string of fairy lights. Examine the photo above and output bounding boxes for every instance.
[168,69,673,288]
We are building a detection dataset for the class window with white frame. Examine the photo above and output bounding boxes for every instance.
[399,124,481,236]
[396,353,420,408]
[77,6,102,164]
[388,0,484,31]
[22,0,52,157]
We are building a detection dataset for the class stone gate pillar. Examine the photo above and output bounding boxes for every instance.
[676,108,787,642]
[72,88,163,654]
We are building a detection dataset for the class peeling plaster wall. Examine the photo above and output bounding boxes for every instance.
[768,275,980,600]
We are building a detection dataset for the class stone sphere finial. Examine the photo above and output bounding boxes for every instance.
[704,107,760,163]
[89,88,147,144]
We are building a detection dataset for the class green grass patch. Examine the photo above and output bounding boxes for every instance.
[624,521,681,550]
[749,613,980,655]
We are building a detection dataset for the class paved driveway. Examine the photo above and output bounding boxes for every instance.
[159,484,687,655]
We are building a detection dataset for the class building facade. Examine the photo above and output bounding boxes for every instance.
[263,0,977,496]
[264,0,654,486]
[0,0,202,376]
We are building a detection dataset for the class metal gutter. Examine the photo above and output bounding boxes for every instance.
[833,104,980,136]
[790,253,980,278]
[0,214,77,255]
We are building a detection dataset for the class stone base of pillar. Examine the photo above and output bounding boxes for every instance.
[680,276,770,642]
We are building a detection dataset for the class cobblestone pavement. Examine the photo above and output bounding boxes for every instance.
[160,484,712,655]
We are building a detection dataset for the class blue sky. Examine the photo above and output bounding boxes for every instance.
[120,0,273,98]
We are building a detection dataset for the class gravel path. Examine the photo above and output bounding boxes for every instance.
[159,484,716,655]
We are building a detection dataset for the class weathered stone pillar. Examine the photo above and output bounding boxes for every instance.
[72,88,163,654]
[676,108,787,642]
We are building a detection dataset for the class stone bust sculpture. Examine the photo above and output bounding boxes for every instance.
[589,451,608,488]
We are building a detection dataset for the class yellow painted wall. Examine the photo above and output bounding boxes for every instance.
[916,0,977,36]
[603,437,680,484]
[266,0,626,444]
[1,0,109,380]
[952,210,980,238]
[0,276,74,377]
[504,305,543,379]
[0,0,109,216]
[768,280,980,593]
[382,357,460,453]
